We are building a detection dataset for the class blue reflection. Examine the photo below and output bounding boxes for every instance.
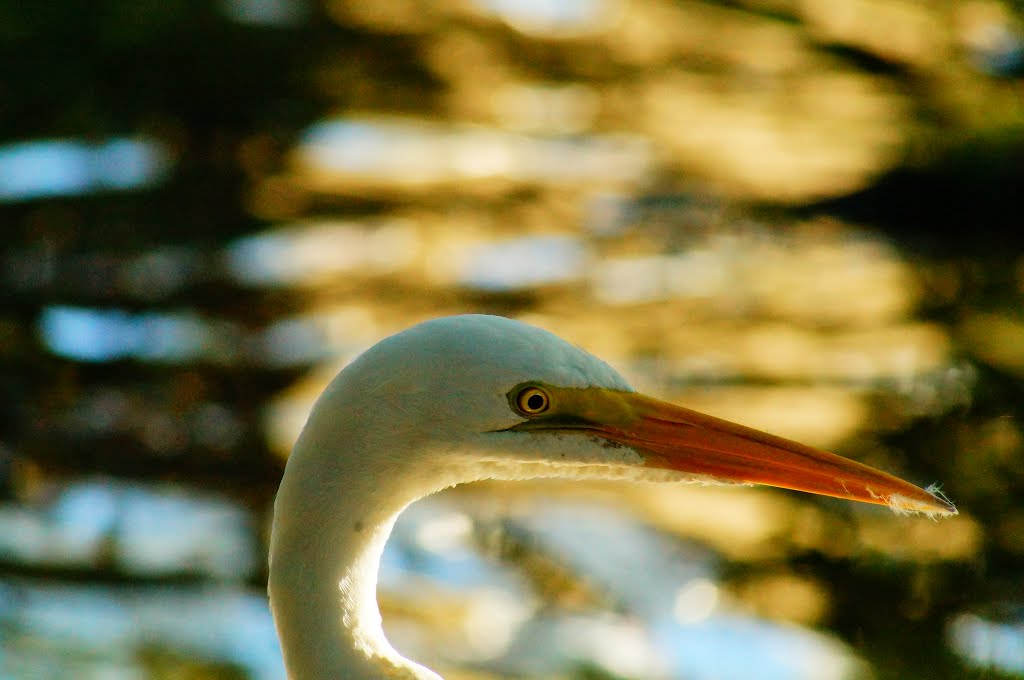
[459,235,585,291]
[49,482,119,563]
[653,615,858,680]
[39,306,212,363]
[523,503,712,618]
[385,498,524,593]
[0,582,285,680]
[40,306,135,362]
[0,479,257,581]
[259,317,332,366]
[116,485,257,579]
[381,496,863,680]
[0,137,170,202]
[950,611,1024,675]
[517,503,859,680]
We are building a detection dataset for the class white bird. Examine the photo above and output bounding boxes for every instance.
[268,314,955,680]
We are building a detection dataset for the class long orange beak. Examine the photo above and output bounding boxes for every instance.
[511,386,956,516]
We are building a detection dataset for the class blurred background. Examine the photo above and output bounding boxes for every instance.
[2,0,1023,678]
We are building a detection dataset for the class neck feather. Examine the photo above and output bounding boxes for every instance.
[267,403,661,679]
[268,419,448,680]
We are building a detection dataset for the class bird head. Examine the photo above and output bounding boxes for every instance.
[333,315,956,516]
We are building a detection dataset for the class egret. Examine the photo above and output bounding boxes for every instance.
[268,314,955,680]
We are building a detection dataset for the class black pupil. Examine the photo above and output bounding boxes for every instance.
[526,393,545,411]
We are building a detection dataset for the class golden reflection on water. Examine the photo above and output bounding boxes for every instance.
[261,216,958,458]
[7,0,1024,678]
[249,156,979,674]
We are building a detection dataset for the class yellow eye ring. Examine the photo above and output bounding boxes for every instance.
[515,386,550,415]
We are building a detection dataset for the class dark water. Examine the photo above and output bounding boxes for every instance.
[2,1,1023,678]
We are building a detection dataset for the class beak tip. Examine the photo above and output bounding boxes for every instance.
[924,484,959,517]
[886,484,958,518]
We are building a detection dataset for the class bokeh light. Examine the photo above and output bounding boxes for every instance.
[3,1,1023,678]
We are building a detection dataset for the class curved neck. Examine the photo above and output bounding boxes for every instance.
[267,389,644,679]
[269,416,446,680]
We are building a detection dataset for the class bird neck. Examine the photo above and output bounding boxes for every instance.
[268,417,447,680]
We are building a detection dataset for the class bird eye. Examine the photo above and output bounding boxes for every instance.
[515,386,550,415]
